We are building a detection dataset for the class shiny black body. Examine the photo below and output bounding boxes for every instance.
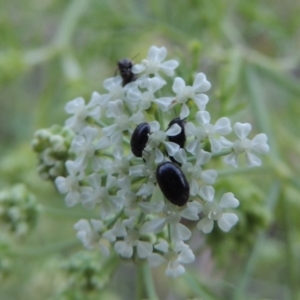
[117,58,136,86]
[130,123,150,158]
[156,162,190,207]
[167,118,186,164]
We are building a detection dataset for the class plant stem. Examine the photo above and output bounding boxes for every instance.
[232,181,281,299]
[137,261,158,300]
[281,188,300,300]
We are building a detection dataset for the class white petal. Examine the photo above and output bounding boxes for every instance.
[87,91,102,107]
[65,97,85,114]
[160,60,179,76]
[149,46,167,62]
[102,124,117,136]
[114,241,133,258]
[166,123,181,136]
[196,111,210,125]
[186,139,199,155]
[193,94,209,111]
[155,148,164,163]
[171,223,191,241]
[137,241,153,259]
[103,77,121,91]
[178,248,195,264]
[132,63,145,74]
[210,137,223,153]
[245,152,262,167]
[196,149,211,165]
[149,120,160,132]
[180,103,190,119]
[166,263,185,278]
[172,77,186,94]
[90,219,104,231]
[199,186,215,202]
[201,170,218,184]
[147,77,166,93]
[65,191,79,207]
[127,87,142,102]
[251,133,270,154]
[219,136,233,148]
[173,148,187,164]
[218,213,238,232]
[154,97,173,111]
[224,153,238,168]
[74,219,90,232]
[192,73,211,92]
[180,202,201,220]
[214,117,231,135]
[55,177,68,194]
[185,122,196,136]
[140,218,166,234]
[219,192,239,208]
[164,141,180,156]
[190,179,199,196]
[154,240,169,253]
[66,160,79,176]
[139,201,164,214]
[112,222,127,237]
[197,218,214,233]
[148,253,166,267]
[234,122,252,139]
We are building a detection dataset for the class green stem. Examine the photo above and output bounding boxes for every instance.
[211,149,232,157]
[232,181,281,300]
[25,0,90,67]
[53,0,90,49]
[217,166,271,177]
[138,261,159,300]
[281,188,300,300]
[106,209,124,229]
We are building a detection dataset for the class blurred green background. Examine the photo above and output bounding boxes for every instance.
[0,0,300,299]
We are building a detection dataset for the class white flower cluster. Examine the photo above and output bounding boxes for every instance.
[54,46,270,277]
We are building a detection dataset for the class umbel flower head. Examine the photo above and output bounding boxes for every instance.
[33,45,270,277]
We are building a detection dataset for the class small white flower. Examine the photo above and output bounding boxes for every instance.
[114,228,153,259]
[145,121,181,161]
[172,73,211,118]
[127,77,166,111]
[186,111,232,153]
[223,122,270,168]
[140,202,199,242]
[65,93,101,133]
[197,186,239,233]
[103,100,144,146]
[55,160,83,207]
[70,126,101,168]
[73,219,103,249]
[81,173,123,217]
[165,241,195,277]
[132,46,179,77]
[174,149,217,195]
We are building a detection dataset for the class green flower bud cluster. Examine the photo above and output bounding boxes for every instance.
[31,125,74,181]
[0,184,39,236]
[58,251,112,299]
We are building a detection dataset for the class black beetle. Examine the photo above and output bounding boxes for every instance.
[117,58,136,86]
[156,162,190,207]
[130,122,150,158]
[167,118,186,164]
